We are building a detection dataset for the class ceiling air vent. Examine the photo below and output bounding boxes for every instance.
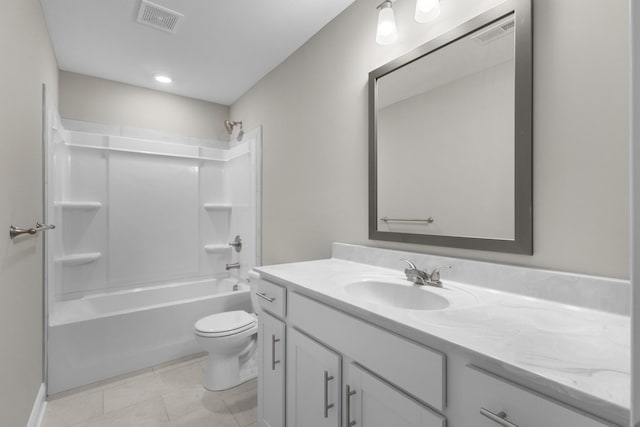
[470,18,515,44]
[136,0,184,34]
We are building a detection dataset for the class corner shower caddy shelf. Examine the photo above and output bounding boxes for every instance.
[203,203,232,212]
[66,142,225,163]
[204,244,232,254]
[54,252,102,266]
[54,201,103,211]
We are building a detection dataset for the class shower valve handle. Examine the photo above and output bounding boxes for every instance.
[229,235,242,253]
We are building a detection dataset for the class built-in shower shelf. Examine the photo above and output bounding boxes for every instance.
[55,252,102,266]
[66,142,226,162]
[204,244,232,254]
[54,201,103,210]
[203,203,232,211]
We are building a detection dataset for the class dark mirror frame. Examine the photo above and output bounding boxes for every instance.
[368,0,532,254]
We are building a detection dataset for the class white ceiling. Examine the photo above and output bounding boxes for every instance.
[40,0,355,106]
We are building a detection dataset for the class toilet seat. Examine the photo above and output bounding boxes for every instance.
[195,311,257,338]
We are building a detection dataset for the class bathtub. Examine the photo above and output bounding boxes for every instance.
[47,278,252,394]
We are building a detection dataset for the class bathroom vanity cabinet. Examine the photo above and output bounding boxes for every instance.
[253,270,621,427]
[288,292,446,427]
[256,280,445,427]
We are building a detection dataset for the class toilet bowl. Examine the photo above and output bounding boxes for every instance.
[195,310,258,391]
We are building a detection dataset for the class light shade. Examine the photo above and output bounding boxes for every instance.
[415,0,440,23]
[154,74,172,84]
[376,2,398,45]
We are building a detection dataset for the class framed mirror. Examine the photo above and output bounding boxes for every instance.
[369,0,532,254]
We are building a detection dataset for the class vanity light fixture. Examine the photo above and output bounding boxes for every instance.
[414,0,440,23]
[377,0,444,45]
[154,74,172,84]
[376,0,398,45]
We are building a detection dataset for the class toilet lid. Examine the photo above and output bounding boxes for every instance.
[195,311,256,335]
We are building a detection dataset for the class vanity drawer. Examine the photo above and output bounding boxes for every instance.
[255,278,287,319]
[461,366,615,427]
[289,292,445,412]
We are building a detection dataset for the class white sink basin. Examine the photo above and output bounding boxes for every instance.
[345,280,450,311]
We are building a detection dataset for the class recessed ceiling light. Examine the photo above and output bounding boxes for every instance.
[154,74,172,84]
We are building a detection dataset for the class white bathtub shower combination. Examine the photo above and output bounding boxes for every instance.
[45,115,261,393]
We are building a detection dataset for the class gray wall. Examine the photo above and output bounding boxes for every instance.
[59,71,230,141]
[231,0,629,279]
[0,0,59,424]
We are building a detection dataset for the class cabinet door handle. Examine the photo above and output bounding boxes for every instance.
[257,292,275,303]
[346,385,357,426]
[271,334,280,371]
[480,408,519,427]
[323,371,335,418]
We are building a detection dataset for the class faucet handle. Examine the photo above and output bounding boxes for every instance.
[429,266,451,282]
[400,258,417,270]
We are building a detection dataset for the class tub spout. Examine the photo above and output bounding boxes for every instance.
[226,262,240,271]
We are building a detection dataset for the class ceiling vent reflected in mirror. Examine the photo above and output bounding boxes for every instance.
[136,0,184,34]
[470,17,515,45]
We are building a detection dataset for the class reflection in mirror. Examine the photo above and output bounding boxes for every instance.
[377,14,515,240]
[369,0,531,254]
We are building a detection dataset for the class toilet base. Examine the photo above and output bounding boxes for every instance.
[202,351,257,391]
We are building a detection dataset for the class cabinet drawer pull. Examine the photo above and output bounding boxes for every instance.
[257,292,275,303]
[346,385,357,426]
[324,371,335,418]
[271,334,281,371]
[480,408,519,427]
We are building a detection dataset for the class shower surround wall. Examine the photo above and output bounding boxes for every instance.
[50,128,254,300]
[46,117,261,393]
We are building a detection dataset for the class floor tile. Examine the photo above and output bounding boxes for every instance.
[45,389,103,426]
[200,377,257,405]
[71,397,169,427]
[217,378,257,400]
[161,384,221,420]
[155,359,205,395]
[42,355,256,427]
[48,368,154,400]
[153,355,205,376]
[168,406,240,427]
[103,372,163,413]
[97,369,155,392]
[223,387,257,427]
[41,405,68,427]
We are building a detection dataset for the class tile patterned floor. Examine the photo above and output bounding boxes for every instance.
[42,355,257,427]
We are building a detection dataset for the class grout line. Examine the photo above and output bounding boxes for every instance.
[158,394,171,423]
[222,399,243,427]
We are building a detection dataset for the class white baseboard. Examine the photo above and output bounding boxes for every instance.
[26,383,46,427]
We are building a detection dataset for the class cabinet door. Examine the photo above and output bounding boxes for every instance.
[346,363,445,427]
[287,329,341,427]
[259,312,286,427]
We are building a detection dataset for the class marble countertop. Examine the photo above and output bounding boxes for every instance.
[255,258,630,422]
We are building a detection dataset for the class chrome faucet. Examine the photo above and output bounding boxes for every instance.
[226,262,240,270]
[400,259,448,288]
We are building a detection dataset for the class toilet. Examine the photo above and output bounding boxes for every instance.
[194,281,260,391]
